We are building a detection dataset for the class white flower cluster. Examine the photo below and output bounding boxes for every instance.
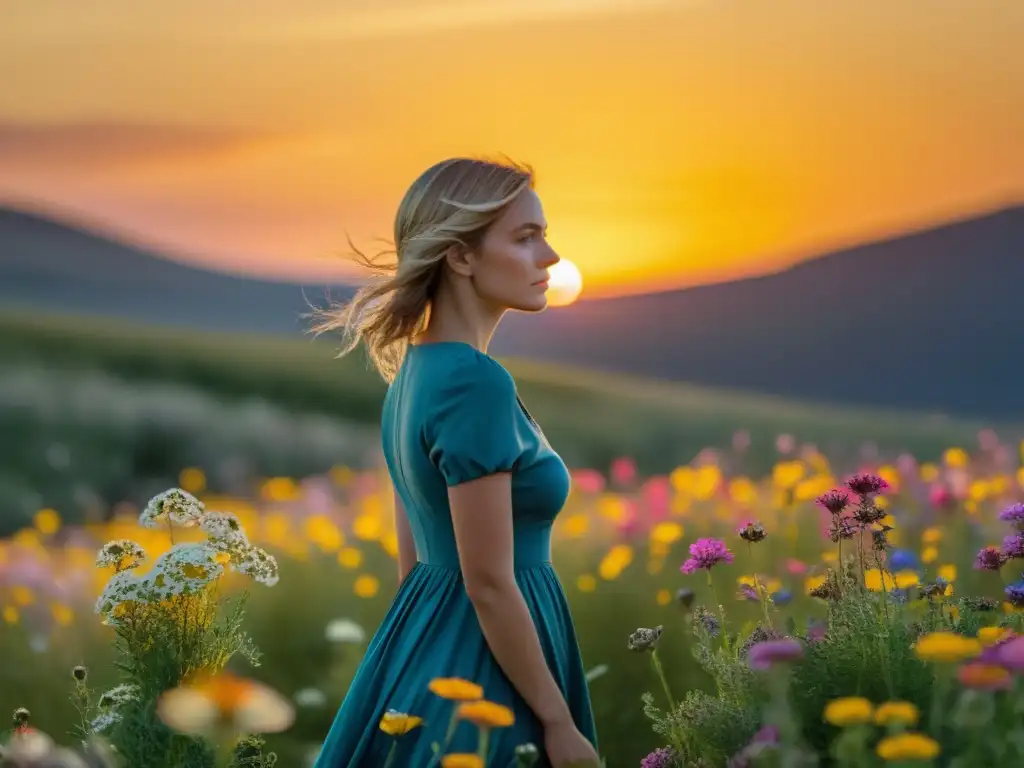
[200,511,250,553]
[98,683,139,709]
[138,487,204,529]
[95,539,147,571]
[95,490,280,619]
[88,683,140,735]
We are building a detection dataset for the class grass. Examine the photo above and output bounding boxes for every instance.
[0,309,1009,476]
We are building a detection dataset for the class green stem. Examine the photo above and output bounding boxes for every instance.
[426,712,461,768]
[650,649,677,711]
[707,571,728,652]
[383,739,398,768]
[477,728,491,761]
[929,668,951,741]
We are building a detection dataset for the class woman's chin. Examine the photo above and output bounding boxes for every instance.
[510,296,548,313]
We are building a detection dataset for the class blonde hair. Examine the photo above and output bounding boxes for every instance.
[311,157,534,382]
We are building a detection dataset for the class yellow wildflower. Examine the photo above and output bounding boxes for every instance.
[913,631,981,663]
[873,701,919,727]
[441,756,484,768]
[428,678,483,701]
[977,627,1012,647]
[576,574,597,593]
[824,697,874,727]
[876,732,940,762]
[379,711,423,736]
[353,574,380,599]
[456,700,515,729]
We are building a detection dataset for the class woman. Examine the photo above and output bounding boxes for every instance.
[312,158,600,767]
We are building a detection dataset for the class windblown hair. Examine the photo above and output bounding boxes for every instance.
[311,157,533,382]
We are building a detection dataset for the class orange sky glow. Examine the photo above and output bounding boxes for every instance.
[0,0,1020,298]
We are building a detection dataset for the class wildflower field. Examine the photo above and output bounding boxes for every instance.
[4,315,1024,767]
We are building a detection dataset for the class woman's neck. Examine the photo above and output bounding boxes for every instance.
[416,283,504,353]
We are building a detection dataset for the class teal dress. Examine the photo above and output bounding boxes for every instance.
[315,342,597,767]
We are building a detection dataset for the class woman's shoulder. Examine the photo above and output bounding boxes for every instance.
[413,343,516,397]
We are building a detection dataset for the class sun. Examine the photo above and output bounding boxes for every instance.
[546,259,584,307]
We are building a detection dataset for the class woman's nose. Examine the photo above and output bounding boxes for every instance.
[539,242,560,268]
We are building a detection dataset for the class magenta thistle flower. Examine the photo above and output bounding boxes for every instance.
[680,538,734,575]
[846,473,889,497]
[815,489,850,515]
[975,546,1007,571]
[1000,502,1024,530]
[641,747,677,768]
[747,638,804,670]
[1002,534,1024,560]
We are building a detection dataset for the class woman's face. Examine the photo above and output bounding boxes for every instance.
[469,188,560,312]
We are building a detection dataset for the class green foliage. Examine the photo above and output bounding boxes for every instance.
[0,310,996,534]
[638,562,1024,768]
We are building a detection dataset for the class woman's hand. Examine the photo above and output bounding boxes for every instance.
[544,717,601,767]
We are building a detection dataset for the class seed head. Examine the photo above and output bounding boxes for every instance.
[738,521,767,544]
[73,666,88,682]
[12,707,30,727]
[627,625,664,652]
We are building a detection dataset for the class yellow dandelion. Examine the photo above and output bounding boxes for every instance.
[378,710,423,736]
[651,522,683,545]
[353,574,380,599]
[876,732,940,762]
[337,547,363,569]
[823,697,874,727]
[873,701,919,727]
[864,569,895,592]
[178,467,206,494]
[977,626,1012,647]
[2,605,18,624]
[894,570,920,590]
[428,678,483,701]
[938,564,957,583]
[561,513,590,538]
[33,508,61,536]
[576,574,597,593]
[913,631,981,663]
[920,546,939,565]
[656,589,672,606]
[50,602,74,627]
[921,527,943,545]
[456,700,515,729]
[942,447,968,468]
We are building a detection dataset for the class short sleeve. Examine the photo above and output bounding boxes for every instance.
[428,356,529,486]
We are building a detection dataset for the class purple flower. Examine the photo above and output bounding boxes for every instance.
[846,473,889,497]
[999,502,1024,530]
[751,725,780,745]
[680,538,734,575]
[992,636,1024,671]
[1002,534,1024,560]
[974,546,1007,571]
[1004,582,1024,607]
[815,489,850,515]
[641,747,677,768]
[747,638,804,670]
[737,583,760,601]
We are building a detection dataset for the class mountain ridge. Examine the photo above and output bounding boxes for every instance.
[2,201,1022,419]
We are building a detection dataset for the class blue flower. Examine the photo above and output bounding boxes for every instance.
[771,589,793,606]
[889,549,918,571]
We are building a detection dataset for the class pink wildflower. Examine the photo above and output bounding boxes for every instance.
[680,538,734,575]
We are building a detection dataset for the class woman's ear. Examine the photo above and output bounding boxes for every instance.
[444,243,474,278]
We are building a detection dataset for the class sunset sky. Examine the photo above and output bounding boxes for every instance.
[0,0,1020,297]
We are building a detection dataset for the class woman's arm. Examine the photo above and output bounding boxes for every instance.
[448,473,574,728]
[394,490,417,585]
